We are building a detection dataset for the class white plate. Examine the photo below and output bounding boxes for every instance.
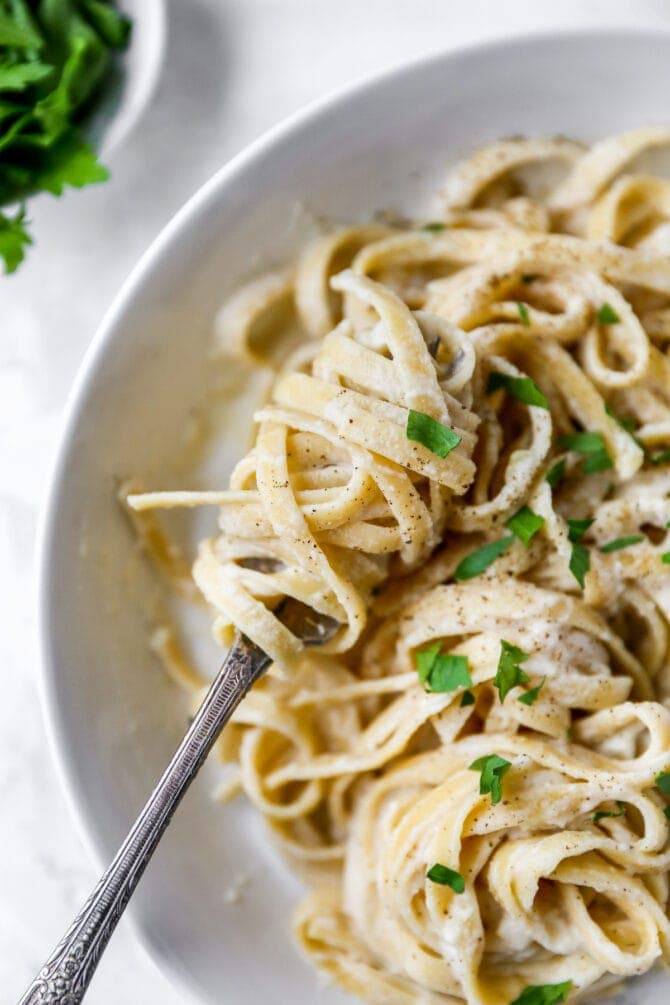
[41,27,670,1005]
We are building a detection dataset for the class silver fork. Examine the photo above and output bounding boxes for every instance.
[19,601,339,1004]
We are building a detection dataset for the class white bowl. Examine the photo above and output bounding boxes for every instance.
[41,27,670,1005]
[85,0,166,157]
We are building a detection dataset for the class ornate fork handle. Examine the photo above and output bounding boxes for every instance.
[19,634,270,1005]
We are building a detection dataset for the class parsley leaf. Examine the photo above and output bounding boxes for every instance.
[582,448,613,473]
[494,640,530,702]
[0,60,53,91]
[597,302,620,324]
[460,689,476,707]
[0,204,31,273]
[559,430,606,454]
[469,753,511,804]
[545,459,566,489]
[517,301,531,325]
[518,677,546,705]
[656,771,670,796]
[33,131,109,195]
[506,506,545,546]
[662,553,670,565]
[429,655,472,693]
[593,801,626,822]
[559,431,613,471]
[567,518,594,543]
[649,449,670,465]
[415,642,441,685]
[454,535,514,580]
[0,12,44,49]
[569,542,590,588]
[415,645,472,693]
[510,981,572,1005]
[604,402,636,434]
[79,0,132,48]
[487,372,548,409]
[566,514,590,586]
[421,221,445,232]
[406,409,461,458]
[426,863,465,892]
[599,534,644,553]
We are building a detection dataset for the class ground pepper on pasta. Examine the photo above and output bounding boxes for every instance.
[126,127,670,1005]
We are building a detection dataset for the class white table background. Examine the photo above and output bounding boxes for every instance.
[2,0,670,1001]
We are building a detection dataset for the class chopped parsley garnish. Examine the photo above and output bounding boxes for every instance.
[597,302,621,325]
[649,449,670,465]
[510,980,573,1005]
[406,409,461,458]
[604,402,636,434]
[663,552,670,564]
[658,771,670,797]
[415,642,441,684]
[415,645,472,693]
[454,535,514,580]
[567,519,592,587]
[599,534,644,553]
[593,801,626,822]
[566,518,594,543]
[559,430,613,473]
[494,641,530,702]
[429,655,472,693]
[506,505,545,546]
[517,302,531,326]
[569,543,590,588]
[487,372,548,409]
[426,863,465,892]
[0,0,131,273]
[460,689,476,707]
[469,753,511,805]
[559,430,605,453]
[582,449,614,473]
[545,459,566,489]
[664,806,670,820]
[518,677,545,705]
[421,221,446,232]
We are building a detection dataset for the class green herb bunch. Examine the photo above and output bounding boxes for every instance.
[0,0,131,273]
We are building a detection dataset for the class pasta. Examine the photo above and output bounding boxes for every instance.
[126,127,670,1005]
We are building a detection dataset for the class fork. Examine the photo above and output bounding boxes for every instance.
[18,601,339,1004]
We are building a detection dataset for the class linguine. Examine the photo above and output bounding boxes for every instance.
[126,127,670,1004]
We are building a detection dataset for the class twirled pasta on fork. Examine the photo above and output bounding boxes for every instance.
[126,127,670,1005]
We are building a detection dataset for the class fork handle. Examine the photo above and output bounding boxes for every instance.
[18,633,270,1005]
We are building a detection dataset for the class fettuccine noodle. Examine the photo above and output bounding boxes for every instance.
[126,128,670,1005]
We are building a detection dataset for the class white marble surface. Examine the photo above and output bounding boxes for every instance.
[2,1,670,1001]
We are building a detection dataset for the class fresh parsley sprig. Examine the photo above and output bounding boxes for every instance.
[0,0,131,273]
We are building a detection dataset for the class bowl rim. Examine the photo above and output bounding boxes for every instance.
[37,22,670,1003]
[98,0,167,159]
